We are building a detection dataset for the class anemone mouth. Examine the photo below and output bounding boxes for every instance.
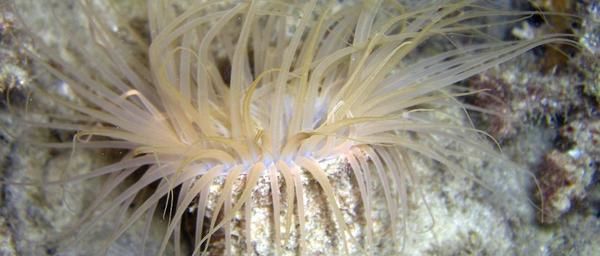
[8,0,578,255]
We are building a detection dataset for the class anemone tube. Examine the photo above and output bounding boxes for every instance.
[12,0,575,255]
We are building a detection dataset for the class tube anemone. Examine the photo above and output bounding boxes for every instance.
[8,0,576,255]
